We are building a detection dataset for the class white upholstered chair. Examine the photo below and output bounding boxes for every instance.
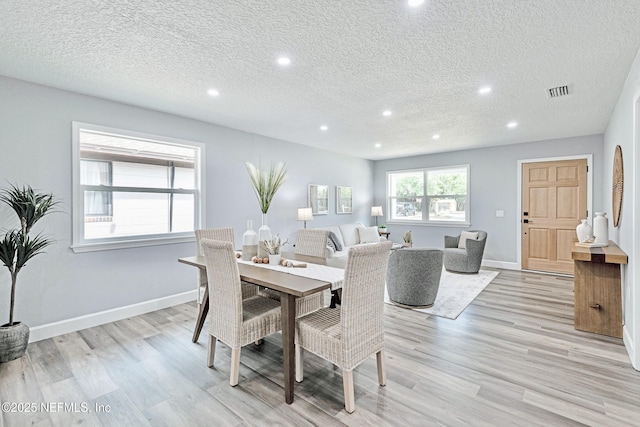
[201,239,282,386]
[295,241,393,413]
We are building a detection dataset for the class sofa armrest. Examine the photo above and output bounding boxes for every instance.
[325,246,335,258]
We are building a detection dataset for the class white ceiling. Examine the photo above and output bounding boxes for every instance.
[1,1,640,160]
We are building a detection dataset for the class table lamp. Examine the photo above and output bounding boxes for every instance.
[297,207,313,229]
[371,206,383,227]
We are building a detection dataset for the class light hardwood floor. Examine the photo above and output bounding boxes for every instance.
[2,269,640,426]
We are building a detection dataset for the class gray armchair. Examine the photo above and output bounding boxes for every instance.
[386,248,443,308]
[443,230,487,273]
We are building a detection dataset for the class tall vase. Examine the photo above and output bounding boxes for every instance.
[257,213,272,258]
[242,220,258,261]
[575,219,593,243]
[593,212,609,245]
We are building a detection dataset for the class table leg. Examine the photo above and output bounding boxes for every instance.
[281,293,296,404]
[192,287,209,343]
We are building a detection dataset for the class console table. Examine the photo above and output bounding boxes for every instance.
[571,241,628,338]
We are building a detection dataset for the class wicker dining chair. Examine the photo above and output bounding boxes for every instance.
[201,239,282,386]
[295,241,393,413]
[193,228,259,342]
[258,229,328,317]
[195,227,259,303]
[294,232,340,315]
[295,229,331,257]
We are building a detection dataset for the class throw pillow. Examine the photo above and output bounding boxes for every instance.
[328,231,343,251]
[458,231,479,249]
[357,226,380,244]
[326,236,336,252]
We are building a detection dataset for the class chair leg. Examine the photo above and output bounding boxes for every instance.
[295,344,304,382]
[230,347,241,386]
[342,369,355,413]
[207,335,216,368]
[376,349,386,386]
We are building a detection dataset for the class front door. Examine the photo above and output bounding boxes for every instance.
[522,159,587,274]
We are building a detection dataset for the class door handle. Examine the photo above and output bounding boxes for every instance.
[523,220,533,224]
[590,304,602,311]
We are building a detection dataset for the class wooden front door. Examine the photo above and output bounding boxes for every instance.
[522,159,587,274]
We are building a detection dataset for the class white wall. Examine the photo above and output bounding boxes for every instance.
[0,76,373,339]
[374,135,604,268]
[604,48,640,370]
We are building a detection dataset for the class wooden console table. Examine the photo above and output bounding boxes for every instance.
[571,241,628,338]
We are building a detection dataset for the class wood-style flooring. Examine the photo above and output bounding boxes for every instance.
[2,269,640,426]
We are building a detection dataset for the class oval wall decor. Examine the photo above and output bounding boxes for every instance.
[612,145,623,227]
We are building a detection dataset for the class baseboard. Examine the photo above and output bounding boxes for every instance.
[29,290,198,343]
[623,326,638,371]
[482,260,520,271]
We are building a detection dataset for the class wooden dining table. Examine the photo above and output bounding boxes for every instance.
[178,253,341,404]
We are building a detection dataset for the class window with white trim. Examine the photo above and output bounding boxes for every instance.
[387,165,469,225]
[72,122,204,252]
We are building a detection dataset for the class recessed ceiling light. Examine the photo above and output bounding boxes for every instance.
[507,121,518,128]
[432,134,440,140]
[375,143,382,148]
[407,0,425,7]
[207,88,220,97]
[320,125,328,131]
[382,110,392,117]
[277,56,291,66]
[478,86,492,94]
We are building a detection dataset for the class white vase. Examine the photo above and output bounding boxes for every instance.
[593,212,609,245]
[257,213,272,258]
[575,219,593,243]
[268,254,281,265]
[242,220,258,261]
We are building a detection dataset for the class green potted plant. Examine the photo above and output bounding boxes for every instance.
[0,184,57,363]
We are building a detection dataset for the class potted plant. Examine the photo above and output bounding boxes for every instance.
[245,161,288,257]
[0,184,57,363]
[403,230,412,248]
[262,234,288,265]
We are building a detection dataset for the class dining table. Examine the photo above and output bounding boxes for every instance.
[178,251,344,404]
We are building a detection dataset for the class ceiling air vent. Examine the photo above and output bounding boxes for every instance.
[547,85,573,98]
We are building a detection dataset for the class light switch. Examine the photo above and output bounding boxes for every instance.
[496,210,504,218]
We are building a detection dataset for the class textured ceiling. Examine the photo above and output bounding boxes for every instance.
[1,1,640,160]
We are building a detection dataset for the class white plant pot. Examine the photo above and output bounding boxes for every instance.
[269,254,281,265]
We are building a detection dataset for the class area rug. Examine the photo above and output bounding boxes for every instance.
[384,269,499,320]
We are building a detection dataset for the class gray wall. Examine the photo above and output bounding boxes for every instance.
[374,135,604,264]
[0,75,373,328]
[603,48,640,369]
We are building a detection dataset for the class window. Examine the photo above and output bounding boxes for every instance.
[387,165,469,225]
[72,122,204,252]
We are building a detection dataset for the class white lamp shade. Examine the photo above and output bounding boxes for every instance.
[371,206,383,217]
[297,207,313,222]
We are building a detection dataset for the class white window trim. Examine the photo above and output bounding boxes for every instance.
[385,164,470,227]
[71,122,205,253]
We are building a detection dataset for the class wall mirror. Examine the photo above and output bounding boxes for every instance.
[336,186,352,214]
[308,184,329,215]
